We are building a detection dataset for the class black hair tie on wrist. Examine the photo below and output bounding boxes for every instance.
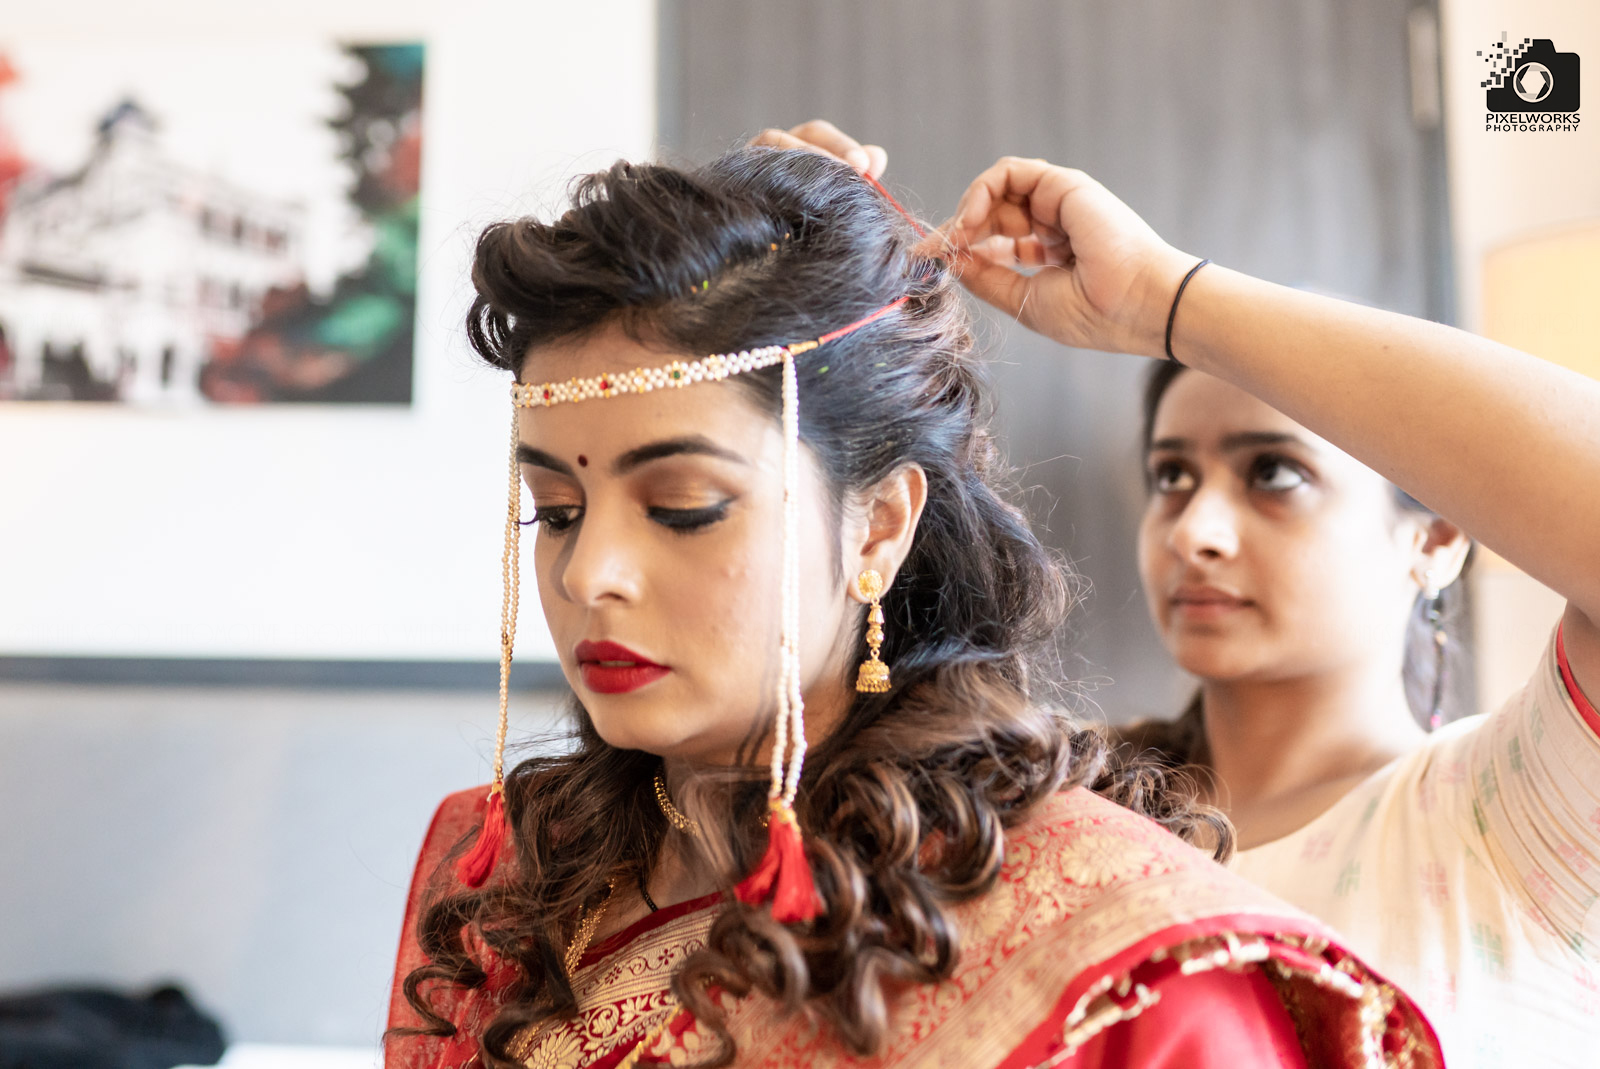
[1164,258,1211,364]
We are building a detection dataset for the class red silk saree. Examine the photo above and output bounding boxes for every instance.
[387,788,1441,1068]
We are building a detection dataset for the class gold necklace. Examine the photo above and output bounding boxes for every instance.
[562,884,615,974]
[509,881,618,1061]
[653,771,702,837]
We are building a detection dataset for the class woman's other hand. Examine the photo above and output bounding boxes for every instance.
[750,120,888,179]
[945,157,1196,359]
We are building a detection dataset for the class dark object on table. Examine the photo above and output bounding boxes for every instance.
[0,984,226,1069]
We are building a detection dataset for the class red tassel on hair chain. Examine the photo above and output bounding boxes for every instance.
[454,788,507,888]
[735,801,820,923]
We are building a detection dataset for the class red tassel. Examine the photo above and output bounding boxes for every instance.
[735,801,819,922]
[454,789,506,888]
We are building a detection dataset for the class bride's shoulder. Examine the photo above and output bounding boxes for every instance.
[986,786,1323,941]
[1002,786,1217,884]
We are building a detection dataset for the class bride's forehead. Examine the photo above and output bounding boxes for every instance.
[520,322,670,380]
[514,384,783,473]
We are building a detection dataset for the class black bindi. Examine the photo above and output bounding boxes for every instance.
[577,454,588,467]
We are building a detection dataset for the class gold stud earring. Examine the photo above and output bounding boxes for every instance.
[855,569,890,693]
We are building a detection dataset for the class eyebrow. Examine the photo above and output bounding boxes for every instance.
[515,435,749,478]
[1147,431,1310,455]
[613,435,749,475]
[515,445,575,477]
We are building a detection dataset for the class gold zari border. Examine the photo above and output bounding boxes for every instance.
[1043,931,1428,1069]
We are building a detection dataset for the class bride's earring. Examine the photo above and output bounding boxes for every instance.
[855,569,891,694]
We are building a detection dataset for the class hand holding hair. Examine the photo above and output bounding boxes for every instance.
[942,157,1199,360]
[749,119,889,179]
[745,131,1179,347]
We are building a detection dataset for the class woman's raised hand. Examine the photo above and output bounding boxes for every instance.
[944,158,1196,359]
[747,132,1191,359]
[750,120,888,179]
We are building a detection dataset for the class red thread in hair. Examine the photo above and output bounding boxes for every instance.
[818,295,911,345]
[861,172,927,238]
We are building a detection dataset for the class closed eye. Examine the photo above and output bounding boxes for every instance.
[530,505,582,533]
[648,502,732,532]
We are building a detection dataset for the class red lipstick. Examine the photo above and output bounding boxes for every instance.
[574,640,670,694]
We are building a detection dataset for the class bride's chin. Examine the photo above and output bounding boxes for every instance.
[586,704,699,756]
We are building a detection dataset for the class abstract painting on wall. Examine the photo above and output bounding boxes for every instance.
[0,41,422,405]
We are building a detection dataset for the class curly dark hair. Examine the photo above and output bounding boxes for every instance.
[398,148,1228,1066]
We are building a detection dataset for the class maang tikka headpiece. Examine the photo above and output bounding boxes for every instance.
[454,169,924,927]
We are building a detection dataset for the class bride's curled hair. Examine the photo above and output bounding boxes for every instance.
[401,148,1227,1066]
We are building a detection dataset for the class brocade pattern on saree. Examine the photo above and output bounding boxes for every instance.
[388,788,1442,1069]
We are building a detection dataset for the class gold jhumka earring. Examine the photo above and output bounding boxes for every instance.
[855,569,890,693]
[451,282,913,926]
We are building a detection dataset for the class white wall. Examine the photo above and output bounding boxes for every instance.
[0,0,657,664]
[1439,0,1599,712]
[0,0,654,1050]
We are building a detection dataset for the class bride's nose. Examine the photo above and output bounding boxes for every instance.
[554,503,645,607]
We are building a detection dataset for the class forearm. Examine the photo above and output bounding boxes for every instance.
[945,157,1600,624]
[1168,263,1600,624]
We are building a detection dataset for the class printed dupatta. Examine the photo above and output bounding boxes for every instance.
[386,788,1443,1069]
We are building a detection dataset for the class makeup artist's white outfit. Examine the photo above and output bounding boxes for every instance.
[1232,628,1600,1069]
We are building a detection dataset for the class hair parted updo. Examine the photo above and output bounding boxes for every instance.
[400,148,1226,1066]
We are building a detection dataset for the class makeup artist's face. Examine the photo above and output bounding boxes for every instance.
[516,324,857,765]
[1136,371,1425,685]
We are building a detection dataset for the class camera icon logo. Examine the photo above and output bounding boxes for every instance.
[1514,62,1554,103]
[1481,37,1580,113]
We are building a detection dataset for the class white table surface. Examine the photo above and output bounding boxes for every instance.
[176,1044,381,1069]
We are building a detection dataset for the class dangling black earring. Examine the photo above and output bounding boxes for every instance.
[1424,576,1447,730]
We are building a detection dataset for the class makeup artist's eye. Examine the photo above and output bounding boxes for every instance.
[648,502,732,532]
[1149,460,1195,494]
[1249,454,1309,492]
[531,505,582,533]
